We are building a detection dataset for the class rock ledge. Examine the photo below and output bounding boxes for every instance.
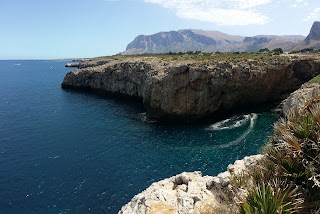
[119,155,264,214]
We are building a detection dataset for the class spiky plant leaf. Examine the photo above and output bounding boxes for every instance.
[242,181,303,214]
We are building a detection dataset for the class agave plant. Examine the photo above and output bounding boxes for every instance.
[239,95,320,213]
[273,100,320,184]
[261,96,320,212]
[242,180,303,214]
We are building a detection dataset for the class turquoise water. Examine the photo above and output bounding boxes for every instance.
[0,60,277,213]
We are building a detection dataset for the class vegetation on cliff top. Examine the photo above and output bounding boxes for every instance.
[94,52,290,63]
[239,96,320,213]
[309,74,320,84]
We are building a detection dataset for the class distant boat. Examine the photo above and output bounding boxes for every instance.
[65,63,80,68]
[14,63,21,66]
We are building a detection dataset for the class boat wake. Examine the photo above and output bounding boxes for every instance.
[207,114,253,131]
[216,113,257,148]
[205,113,258,149]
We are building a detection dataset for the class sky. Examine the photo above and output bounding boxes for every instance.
[0,0,320,59]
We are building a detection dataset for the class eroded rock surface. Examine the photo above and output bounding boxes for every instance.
[119,155,264,214]
[62,56,320,121]
[282,82,320,117]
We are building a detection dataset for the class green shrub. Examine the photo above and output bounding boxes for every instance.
[240,96,320,213]
[308,75,320,84]
[272,48,284,55]
[259,48,270,53]
[272,102,320,187]
[242,181,303,214]
[256,99,320,212]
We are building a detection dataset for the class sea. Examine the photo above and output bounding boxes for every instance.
[0,60,278,213]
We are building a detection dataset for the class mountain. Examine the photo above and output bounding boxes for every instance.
[242,35,304,52]
[123,29,305,54]
[294,21,320,50]
[306,21,320,42]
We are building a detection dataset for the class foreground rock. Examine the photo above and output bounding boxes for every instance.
[62,55,320,121]
[119,155,264,214]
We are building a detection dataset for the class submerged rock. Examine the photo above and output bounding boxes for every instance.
[62,56,320,121]
[119,155,264,214]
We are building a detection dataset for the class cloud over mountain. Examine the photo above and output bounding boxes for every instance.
[144,0,271,25]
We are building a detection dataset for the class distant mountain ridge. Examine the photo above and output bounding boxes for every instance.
[294,21,320,50]
[123,22,320,54]
[306,21,320,43]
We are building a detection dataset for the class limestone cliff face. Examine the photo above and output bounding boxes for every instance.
[62,56,320,121]
[282,82,320,117]
[118,77,320,214]
[119,155,264,214]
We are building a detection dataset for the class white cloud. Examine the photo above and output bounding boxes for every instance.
[294,0,308,3]
[144,0,271,25]
[229,0,271,9]
[305,7,320,20]
[291,0,308,7]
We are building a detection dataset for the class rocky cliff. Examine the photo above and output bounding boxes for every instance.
[119,155,264,214]
[62,55,320,121]
[118,76,320,214]
[123,29,304,54]
[282,79,320,117]
[119,78,320,214]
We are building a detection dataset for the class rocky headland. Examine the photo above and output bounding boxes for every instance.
[118,76,320,214]
[61,53,320,213]
[62,54,320,121]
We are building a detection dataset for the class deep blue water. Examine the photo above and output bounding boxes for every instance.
[0,60,277,213]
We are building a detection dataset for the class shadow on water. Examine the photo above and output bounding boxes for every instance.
[0,59,280,214]
[61,87,280,128]
[61,88,145,112]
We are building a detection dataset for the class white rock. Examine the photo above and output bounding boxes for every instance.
[119,155,263,214]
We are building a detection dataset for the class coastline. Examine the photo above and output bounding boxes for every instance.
[119,79,320,213]
[62,54,320,121]
[60,53,320,213]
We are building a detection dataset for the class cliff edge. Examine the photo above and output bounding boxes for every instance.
[119,155,264,214]
[119,75,320,214]
[62,54,320,121]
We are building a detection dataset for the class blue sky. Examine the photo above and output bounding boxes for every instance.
[0,0,319,59]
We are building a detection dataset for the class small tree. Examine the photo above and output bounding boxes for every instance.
[258,48,270,53]
[272,48,283,55]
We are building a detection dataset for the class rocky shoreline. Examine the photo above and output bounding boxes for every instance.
[61,54,320,213]
[119,155,264,214]
[62,55,320,121]
[119,80,320,214]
